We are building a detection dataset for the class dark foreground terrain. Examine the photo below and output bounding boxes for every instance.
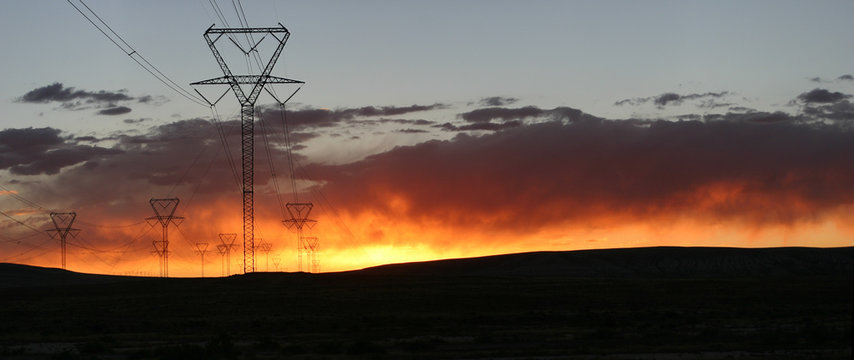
[1,247,852,359]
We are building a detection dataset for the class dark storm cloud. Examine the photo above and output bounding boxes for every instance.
[304,116,854,232]
[0,127,121,175]
[98,106,132,116]
[796,88,852,104]
[615,91,730,108]
[478,96,519,107]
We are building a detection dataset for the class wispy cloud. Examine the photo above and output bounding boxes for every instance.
[615,91,730,108]
[477,96,518,107]
[17,83,155,116]
[796,88,852,104]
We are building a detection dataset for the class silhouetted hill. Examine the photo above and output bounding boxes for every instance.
[360,246,854,278]
[0,263,145,289]
[2,247,852,289]
[1,247,851,358]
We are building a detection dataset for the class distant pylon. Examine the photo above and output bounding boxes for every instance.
[192,24,304,274]
[194,242,209,277]
[145,198,184,277]
[216,243,228,276]
[301,236,320,273]
[255,240,273,271]
[218,233,238,276]
[46,212,80,270]
[272,256,282,271]
[282,202,316,272]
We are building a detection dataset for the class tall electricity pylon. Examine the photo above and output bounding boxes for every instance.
[192,24,303,274]
[194,242,209,277]
[145,198,184,277]
[47,212,80,270]
[218,233,238,276]
[283,203,316,272]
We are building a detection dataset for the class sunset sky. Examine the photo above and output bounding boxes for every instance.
[1,1,853,276]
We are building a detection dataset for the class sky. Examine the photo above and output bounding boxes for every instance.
[1,1,853,276]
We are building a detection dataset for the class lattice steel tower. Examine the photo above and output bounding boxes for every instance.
[193,24,303,273]
[283,203,316,272]
[145,198,183,278]
[47,211,80,270]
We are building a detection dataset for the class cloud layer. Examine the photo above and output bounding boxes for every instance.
[17,83,156,116]
[305,115,854,234]
[0,127,120,175]
[4,84,854,273]
[615,91,730,108]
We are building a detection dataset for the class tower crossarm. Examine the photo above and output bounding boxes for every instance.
[191,75,304,85]
[201,24,293,106]
[205,25,291,34]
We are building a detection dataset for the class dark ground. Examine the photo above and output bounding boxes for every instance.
[0,247,852,359]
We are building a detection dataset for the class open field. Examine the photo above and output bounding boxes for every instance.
[1,247,852,359]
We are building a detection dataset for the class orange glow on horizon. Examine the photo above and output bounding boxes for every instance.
[5,173,854,278]
[11,206,852,278]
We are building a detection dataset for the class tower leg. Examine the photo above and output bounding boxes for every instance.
[163,224,169,277]
[241,104,255,273]
[61,235,66,270]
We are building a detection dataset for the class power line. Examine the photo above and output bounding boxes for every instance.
[1,236,54,263]
[0,209,47,235]
[65,0,208,106]
[209,106,243,191]
[75,220,148,229]
[257,109,289,220]
[0,231,44,244]
[0,184,48,211]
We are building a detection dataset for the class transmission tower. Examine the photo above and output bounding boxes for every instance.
[255,239,273,271]
[216,243,228,276]
[194,242,209,277]
[46,212,80,270]
[301,236,320,273]
[192,24,303,274]
[283,203,317,272]
[272,256,282,271]
[145,198,184,277]
[218,233,238,276]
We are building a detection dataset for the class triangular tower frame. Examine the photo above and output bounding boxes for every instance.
[192,24,304,274]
